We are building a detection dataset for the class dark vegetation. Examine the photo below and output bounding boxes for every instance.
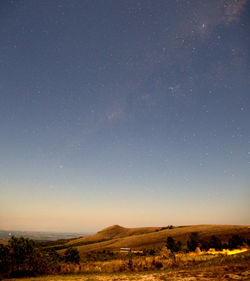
[166,236,181,252]
[0,233,249,278]
[64,247,80,264]
[167,232,249,253]
[187,232,200,251]
[0,236,79,279]
[155,225,174,232]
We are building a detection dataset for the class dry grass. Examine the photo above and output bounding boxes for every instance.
[54,250,250,274]
[4,253,250,281]
[59,225,250,255]
[64,225,162,247]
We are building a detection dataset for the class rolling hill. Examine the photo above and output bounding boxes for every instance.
[57,224,250,255]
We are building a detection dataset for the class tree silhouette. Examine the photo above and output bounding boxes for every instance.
[187,232,199,252]
[209,235,222,250]
[3,236,60,277]
[0,244,11,275]
[166,236,181,252]
[228,235,244,250]
[8,236,36,272]
[64,247,80,264]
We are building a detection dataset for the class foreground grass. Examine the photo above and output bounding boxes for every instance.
[4,251,250,281]
[4,265,250,281]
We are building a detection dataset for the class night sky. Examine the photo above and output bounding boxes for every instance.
[0,0,249,232]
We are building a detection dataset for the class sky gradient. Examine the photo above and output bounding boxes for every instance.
[0,0,249,232]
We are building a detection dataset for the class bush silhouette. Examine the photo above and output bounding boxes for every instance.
[8,236,36,272]
[209,235,222,250]
[0,244,11,275]
[1,236,61,277]
[166,236,181,252]
[64,247,80,264]
[187,232,200,252]
[228,235,244,250]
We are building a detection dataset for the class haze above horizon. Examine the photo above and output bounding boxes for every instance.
[0,0,249,233]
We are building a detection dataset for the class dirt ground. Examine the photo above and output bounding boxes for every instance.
[4,265,250,281]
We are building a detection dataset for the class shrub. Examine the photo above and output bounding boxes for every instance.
[8,236,36,273]
[1,236,61,277]
[208,235,222,250]
[149,249,155,256]
[195,247,201,254]
[187,232,200,252]
[0,244,11,275]
[154,260,163,269]
[64,247,80,264]
[159,247,171,258]
[228,235,244,250]
[166,236,181,252]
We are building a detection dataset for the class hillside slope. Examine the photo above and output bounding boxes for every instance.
[60,225,250,255]
[64,224,162,247]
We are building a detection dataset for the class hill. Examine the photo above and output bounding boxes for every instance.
[65,224,162,246]
[56,224,250,255]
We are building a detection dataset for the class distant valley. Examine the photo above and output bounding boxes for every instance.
[0,230,90,242]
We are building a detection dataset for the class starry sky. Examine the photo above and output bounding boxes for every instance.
[0,0,249,232]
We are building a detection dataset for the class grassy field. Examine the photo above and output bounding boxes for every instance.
[52,224,250,255]
[4,251,250,280]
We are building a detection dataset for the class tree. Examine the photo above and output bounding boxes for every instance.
[0,244,11,275]
[187,232,200,252]
[166,236,181,252]
[8,236,36,272]
[209,235,222,250]
[228,235,244,250]
[176,241,182,252]
[64,247,80,264]
[7,236,60,276]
